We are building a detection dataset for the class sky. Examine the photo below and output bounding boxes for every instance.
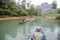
[30,0,60,8]
[16,0,60,8]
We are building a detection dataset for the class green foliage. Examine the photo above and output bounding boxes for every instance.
[45,13,60,20]
[27,5,41,16]
[0,0,19,16]
[35,8,41,16]
[0,0,41,17]
[56,15,60,20]
[21,0,26,9]
[57,9,60,14]
[51,1,57,9]
[0,8,14,16]
[18,9,28,16]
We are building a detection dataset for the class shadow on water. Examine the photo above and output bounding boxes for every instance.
[0,17,60,40]
[56,21,60,40]
[57,29,60,40]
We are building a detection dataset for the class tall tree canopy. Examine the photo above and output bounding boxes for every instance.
[51,1,57,9]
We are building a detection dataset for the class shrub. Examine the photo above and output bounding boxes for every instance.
[56,15,60,20]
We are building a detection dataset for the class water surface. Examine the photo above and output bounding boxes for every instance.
[0,17,60,40]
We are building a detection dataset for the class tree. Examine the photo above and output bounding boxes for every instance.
[19,0,26,10]
[0,0,18,16]
[27,4,35,16]
[27,4,41,16]
[51,1,57,9]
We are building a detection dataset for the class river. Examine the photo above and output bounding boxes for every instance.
[0,17,60,40]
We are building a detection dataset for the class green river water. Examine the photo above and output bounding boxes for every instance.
[0,17,60,40]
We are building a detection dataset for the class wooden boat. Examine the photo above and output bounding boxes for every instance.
[19,19,31,24]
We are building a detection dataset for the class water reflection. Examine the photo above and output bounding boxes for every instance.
[57,29,60,40]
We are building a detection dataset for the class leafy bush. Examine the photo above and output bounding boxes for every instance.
[18,9,28,16]
[56,15,60,20]
[0,8,13,16]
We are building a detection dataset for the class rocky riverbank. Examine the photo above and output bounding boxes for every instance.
[44,16,56,19]
[0,16,38,21]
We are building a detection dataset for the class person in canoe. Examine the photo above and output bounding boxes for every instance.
[29,26,47,40]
